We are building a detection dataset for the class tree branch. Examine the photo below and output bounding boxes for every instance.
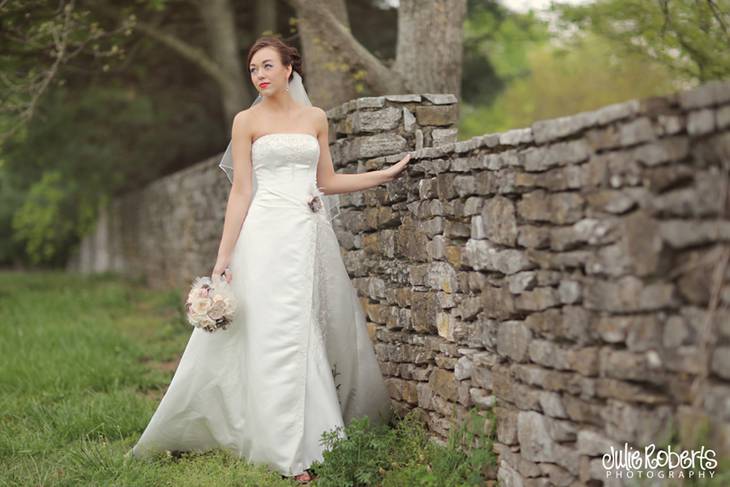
[132,19,232,89]
[706,0,729,37]
[284,0,408,94]
[0,0,74,144]
[88,2,236,93]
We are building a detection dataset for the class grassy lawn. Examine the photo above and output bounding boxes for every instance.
[0,270,302,486]
[0,271,496,486]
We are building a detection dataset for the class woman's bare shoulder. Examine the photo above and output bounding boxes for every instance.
[307,106,327,130]
[231,109,256,141]
[308,105,326,118]
[232,107,258,128]
[235,106,257,121]
[307,106,327,134]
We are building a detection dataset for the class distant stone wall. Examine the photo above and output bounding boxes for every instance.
[71,81,730,485]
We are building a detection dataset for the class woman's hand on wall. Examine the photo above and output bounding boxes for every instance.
[383,152,413,182]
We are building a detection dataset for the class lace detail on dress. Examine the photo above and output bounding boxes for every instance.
[251,133,319,181]
[311,214,342,406]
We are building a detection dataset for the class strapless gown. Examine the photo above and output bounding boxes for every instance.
[127,132,393,477]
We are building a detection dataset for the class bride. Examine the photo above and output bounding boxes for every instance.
[127,35,412,483]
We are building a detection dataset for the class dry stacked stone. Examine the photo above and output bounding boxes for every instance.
[326,84,730,485]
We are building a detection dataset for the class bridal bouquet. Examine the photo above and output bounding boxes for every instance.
[184,275,237,332]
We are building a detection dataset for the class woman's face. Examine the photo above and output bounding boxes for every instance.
[249,47,292,97]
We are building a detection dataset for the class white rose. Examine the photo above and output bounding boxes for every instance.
[191,297,212,315]
[189,313,206,325]
[224,297,237,313]
[208,300,226,320]
[198,315,215,328]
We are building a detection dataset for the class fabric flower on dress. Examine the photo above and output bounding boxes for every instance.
[306,182,325,213]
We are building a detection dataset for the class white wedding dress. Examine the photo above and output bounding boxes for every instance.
[128,132,393,476]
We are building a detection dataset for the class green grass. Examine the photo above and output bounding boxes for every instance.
[0,270,295,486]
[311,408,496,486]
[0,270,497,486]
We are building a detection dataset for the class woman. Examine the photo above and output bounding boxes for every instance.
[128,36,412,483]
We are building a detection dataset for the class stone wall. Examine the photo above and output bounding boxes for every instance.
[71,80,730,485]
[341,83,730,486]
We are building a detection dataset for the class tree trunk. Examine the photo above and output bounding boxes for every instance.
[286,0,407,96]
[394,0,467,98]
[286,0,466,103]
[254,0,277,34]
[296,0,359,109]
[196,0,248,130]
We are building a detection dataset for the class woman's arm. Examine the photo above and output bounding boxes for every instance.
[313,108,412,196]
[212,111,255,281]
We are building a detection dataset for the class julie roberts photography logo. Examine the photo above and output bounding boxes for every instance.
[602,443,717,481]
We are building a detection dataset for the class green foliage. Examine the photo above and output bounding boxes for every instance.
[11,170,79,265]
[434,406,496,485]
[311,407,496,487]
[0,160,26,263]
[313,416,392,486]
[0,1,222,267]
[0,0,137,141]
[460,30,680,136]
[459,0,725,137]
[2,80,218,265]
[551,0,730,82]
[466,1,550,80]
[462,0,551,106]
